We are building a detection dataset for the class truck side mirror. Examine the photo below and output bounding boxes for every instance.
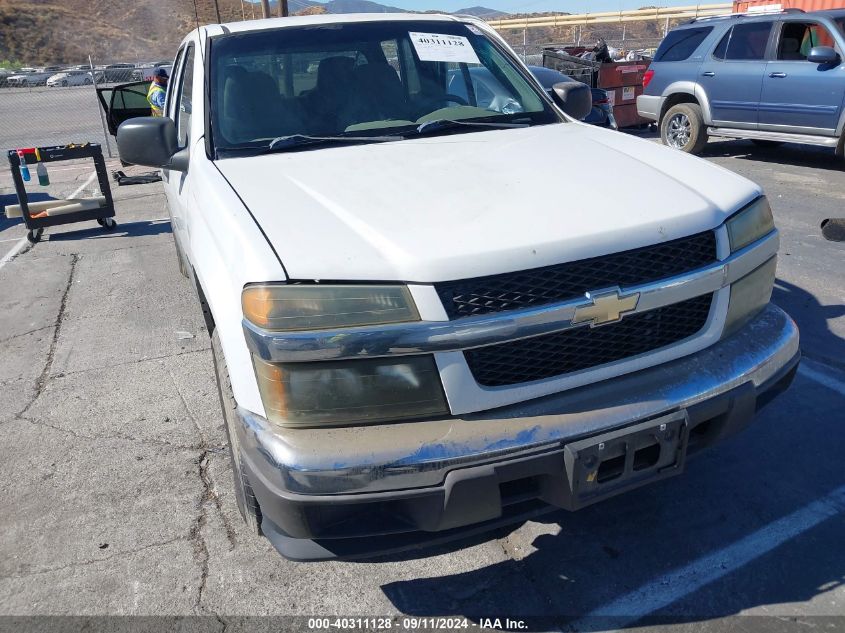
[550,81,592,121]
[807,46,839,64]
[116,117,188,172]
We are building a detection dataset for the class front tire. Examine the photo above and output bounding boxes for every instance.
[211,328,262,535]
[661,103,707,154]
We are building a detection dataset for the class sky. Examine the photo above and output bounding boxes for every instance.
[248,0,684,18]
[385,0,678,13]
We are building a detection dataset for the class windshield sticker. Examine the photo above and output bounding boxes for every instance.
[409,32,481,65]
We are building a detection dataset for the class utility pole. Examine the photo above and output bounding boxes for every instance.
[260,0,271,18]
[212,0,221,23]
[278,0,289,16]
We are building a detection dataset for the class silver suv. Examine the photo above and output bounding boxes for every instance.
[638,9,845,156]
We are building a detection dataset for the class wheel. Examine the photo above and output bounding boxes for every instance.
[661,103,707,154]
[61,80,68,87]
[84,78,92,85]
[26,228,43,243]
[97,217,117,230]
[211,328,262,535]
[751,140,783,148]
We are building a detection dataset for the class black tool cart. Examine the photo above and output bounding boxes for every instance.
[6,143,117,243]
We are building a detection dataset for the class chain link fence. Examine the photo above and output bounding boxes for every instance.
[0,60,170,158]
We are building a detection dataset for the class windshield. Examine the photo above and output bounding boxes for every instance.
[209,20,559,154]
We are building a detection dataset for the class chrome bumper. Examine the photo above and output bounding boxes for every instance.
[637,94,662,122]
[236,303,799,497]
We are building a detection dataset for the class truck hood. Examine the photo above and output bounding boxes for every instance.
[215,123,760,283]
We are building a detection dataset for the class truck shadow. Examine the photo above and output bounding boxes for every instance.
[45,218,172,241]
[381,288,845,630]
[772,277,845,371]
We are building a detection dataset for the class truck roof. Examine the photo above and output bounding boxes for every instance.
[200,12,473,36]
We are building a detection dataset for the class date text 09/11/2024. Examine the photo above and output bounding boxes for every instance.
[306,617,529,630]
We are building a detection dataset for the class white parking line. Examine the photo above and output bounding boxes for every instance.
[68,170,99,198]
[575,483,845,629]
[0,237,29,269]
[798,362,845,397]
[0,171,98,271]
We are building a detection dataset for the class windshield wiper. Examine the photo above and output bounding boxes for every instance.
[411,119,530,137]
[263,133,399,153]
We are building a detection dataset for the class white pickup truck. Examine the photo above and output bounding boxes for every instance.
[107,13,800,561]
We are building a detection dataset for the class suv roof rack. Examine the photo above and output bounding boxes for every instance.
[687,7,804,23]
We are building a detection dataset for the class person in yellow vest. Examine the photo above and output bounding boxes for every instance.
[147,68,169,116]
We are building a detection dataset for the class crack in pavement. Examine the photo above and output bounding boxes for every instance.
[0,324,53,346]
[54,347,211,380]
[167,364,239,554]
[16,415,206,452]
[16,253,78,418]
[0,536,188,581]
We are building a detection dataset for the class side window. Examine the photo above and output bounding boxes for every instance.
[176,45,195,148]
[166,48,185,118]
[717,21,774,61]
[778,22,836,60]
[712,28,730,59]
[653,27,713,62]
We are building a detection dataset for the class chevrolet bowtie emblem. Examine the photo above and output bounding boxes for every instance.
[572,288,640,327]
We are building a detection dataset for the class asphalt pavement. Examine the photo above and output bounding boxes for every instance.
[0,136,843,633]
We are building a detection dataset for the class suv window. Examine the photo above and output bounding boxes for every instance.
[176,45,195,148]
[654,27,712,62]
[777,22,836,60]
[712,21,773,60]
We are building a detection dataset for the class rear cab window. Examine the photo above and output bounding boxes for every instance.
[653,27,713,62]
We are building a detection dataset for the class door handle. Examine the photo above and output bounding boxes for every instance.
[702,71,716,77]
[769,72,787,78]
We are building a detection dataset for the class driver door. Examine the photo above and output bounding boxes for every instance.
[96,81,152,135]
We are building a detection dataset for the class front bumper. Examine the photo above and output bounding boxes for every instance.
[237,304,799,560]
[637,94,662,122]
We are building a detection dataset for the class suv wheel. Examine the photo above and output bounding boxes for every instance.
[211,328,262,535]
[661,103,707,154]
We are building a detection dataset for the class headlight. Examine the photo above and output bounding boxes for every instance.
[726,197,774,252]
[242,284,419,331]
[244,284,447,426]
[253,355,448,427]
[722,257,776,339]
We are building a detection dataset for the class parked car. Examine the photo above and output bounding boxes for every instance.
[638,9,845,155]
[5,67,61,87]
[131,63,173,82]
[528,65,618,129]
[99,63,136,83]
[46,70,94,87]
[102,13,798,561]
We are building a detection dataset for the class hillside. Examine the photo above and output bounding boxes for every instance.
[0,0,506,66]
